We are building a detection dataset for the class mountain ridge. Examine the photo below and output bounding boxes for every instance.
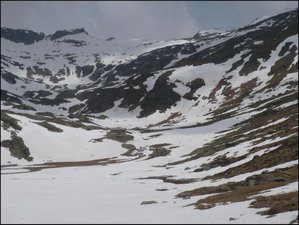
[1,27,89,44]
[2,8,297,119]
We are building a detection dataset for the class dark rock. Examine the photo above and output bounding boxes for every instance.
[61,39,87,47]
[141,201,158,205]
[68,103,85,115]
[106,37,115,41]
[183,78,205,100]
[12,104,36,111]
[2,72,19,84]
[139,71,181,117]
[1,27,45,44]
[1,90,23,105]
[50,28,88,41]
[1,111,22,131]
[81,65,94,77]
[35,121,63,132]
[1,133,32,161]
[149,147,171,158]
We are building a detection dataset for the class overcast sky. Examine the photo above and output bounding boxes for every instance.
[1,1,297,40]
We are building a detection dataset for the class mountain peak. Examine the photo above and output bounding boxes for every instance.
[192,28,226,40]
[1,27,45,44]
[50,28,88,41]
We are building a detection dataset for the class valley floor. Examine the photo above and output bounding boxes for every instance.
[1,158,298,224]
[1,106,298,224]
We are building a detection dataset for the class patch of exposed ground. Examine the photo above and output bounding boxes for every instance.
[1,110,103,131]
[193,154,247,172]
[139,175,198,184]
[203,135,297,180]
[147,143,172,159]
[141,201,158,205]
[121,143,137,156]
[176,166,298,215]
[1,132,32,161]
[34,121,63,132]
[1,157,129,175]
[248,91,298,110]
[1,111,22,131]
[169,96,298,166]
[250,191,298,216]
[147,112,182,128]
[211,78,258,116]
[105,130,134,143]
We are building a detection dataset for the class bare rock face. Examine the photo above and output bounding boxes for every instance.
[1,27,45,44]
[139,71,181,117]
[50,28,88,41]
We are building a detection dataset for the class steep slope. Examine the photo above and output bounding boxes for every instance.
[1,9,298,224]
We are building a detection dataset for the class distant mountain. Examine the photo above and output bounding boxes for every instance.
[1,9,297,118]
[1,27,45,44]
[48,28,88,41]
[1,27,89,44]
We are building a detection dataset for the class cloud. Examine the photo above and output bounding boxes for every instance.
[1,1,297,40]
[1,1,199,40]
[186,1,297,31]
[93,1,199,40]
[235,1,298,25]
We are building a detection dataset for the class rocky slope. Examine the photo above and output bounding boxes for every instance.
[1,9,298,224]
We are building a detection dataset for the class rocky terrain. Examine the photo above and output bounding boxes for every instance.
[1,9,298,224]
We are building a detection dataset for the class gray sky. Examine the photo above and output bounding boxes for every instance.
[1,1,297,40]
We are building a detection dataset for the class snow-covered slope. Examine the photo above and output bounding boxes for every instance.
[1,9,298,224]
